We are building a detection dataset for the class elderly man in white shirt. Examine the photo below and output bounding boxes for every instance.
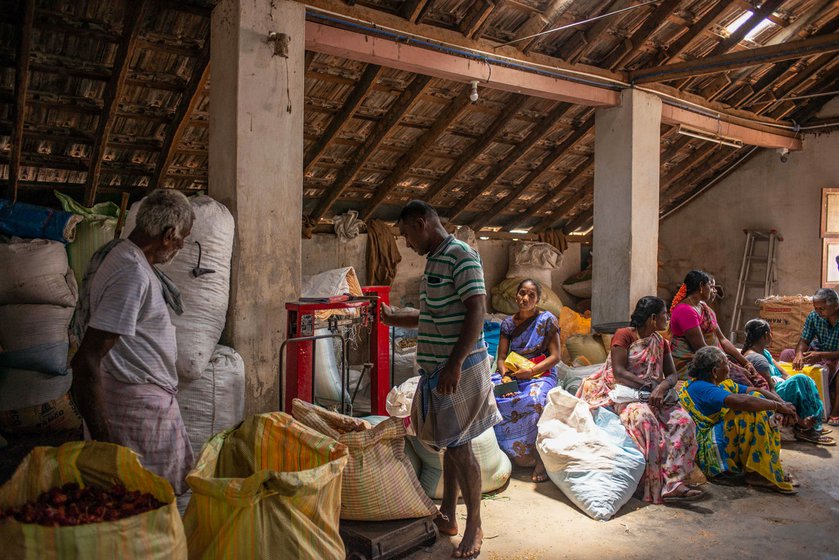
[71,189,195,494]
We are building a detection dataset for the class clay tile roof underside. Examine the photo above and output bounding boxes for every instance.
[1,0,838,232]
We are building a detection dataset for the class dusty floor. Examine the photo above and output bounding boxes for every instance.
[405,440,839,560]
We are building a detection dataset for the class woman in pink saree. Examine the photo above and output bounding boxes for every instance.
[578,296,703,504]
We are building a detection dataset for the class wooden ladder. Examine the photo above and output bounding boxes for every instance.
[729,229,782,343]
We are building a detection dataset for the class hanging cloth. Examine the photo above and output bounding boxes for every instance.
[366,219,402,286]
[537,229,568,253]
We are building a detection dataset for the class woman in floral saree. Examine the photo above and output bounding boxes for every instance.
[670,270,768,389]
[679,346,798,494]
[577,296,702,504]
[494,279,560,482]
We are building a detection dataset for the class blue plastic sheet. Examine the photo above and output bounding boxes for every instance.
[0,199,80,243]
[483,320,502,361]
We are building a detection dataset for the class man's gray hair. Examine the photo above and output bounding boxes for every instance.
[813,288,839,305]
[135,189,193,238]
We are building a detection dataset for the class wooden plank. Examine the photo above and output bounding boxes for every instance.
[458,0,496,39]
[603,0,683,69]
[708,0,785,58]
[84,0,149,206]
[528,162,594,232]
[631,34,839,84]
[401,0,432,23]
[8,0,34,202]
[757,52,838,115]
[362,86,473,219]
[309,75,432,221]
[425,94,528,204]
[153,38,210,191]
[304,64,382,173]
[514,0,576,53]
[662,0,732,61]
[472,116,594,229]
[447,102,573,222]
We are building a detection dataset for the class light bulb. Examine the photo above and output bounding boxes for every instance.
[469,80,479,102]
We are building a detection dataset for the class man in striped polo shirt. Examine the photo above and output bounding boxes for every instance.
[382,200,500,559]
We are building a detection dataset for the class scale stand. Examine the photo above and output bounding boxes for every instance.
[340,516,438,560]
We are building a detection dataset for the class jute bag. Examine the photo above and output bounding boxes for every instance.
[0,441,186,560]
[184,412,348,560]
[291,398,436,521]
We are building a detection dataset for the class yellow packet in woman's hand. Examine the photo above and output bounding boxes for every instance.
[504,351,536,374]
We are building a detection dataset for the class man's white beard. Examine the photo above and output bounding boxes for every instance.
[160,248,180,265]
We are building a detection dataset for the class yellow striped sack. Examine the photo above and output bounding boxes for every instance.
[0,441,187,560]
[183,412,349,560]
[291,399,436,521]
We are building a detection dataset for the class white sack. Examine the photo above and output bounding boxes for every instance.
[537,387,645,521]
[0,238,78,307]
[302,267,361,298]
[386,376,420,419]
[506,242,563,288]
[0,304,73,352]
[124,196,235,381]
[177,345,246,456]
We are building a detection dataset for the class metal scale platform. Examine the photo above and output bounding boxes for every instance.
[340,515,438,560]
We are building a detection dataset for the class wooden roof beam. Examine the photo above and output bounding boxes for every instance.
[309,75,432,222]
[756,53,839,115]
[7,0,34,202]
[561,0,624,63]
[446,103,574,223]
[153,39,210,191]
[362,86,473,220]
[603,0,682,69]
[630,34,839,85]
[401,0,432,23]
[305,64,382,173]
[472,115,594,229]
[565,210,592,233]
[458,0,497,39]
[304,19,621,107]
[514,0,576,54]
[84,0,149,206]
[527,161,593,232]
[425,95,528,204]
[708,0,785,58]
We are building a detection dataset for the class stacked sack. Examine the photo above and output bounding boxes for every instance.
[0,238,82,434]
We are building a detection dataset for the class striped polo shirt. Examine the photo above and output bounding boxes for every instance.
[416,235,487,372]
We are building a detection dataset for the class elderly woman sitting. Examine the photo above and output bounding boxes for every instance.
[742,318,834,446]
[679,346,798,494]
[577,296,702,503]
[494,279,560,482]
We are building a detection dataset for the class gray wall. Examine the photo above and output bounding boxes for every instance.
[302,235,583,311]
[659,129,839,332]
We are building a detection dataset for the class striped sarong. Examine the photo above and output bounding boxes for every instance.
[411,348,501,449]
[96,373,194,494]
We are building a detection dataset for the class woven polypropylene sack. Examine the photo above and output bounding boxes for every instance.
[184,413,348,560]
[408,427,512,500]
[292,399,435,521]
[0,304,74,352]
[0,368,73,411]
[0,441,187,560]
[758,295,813,357]
[0,239,78,307]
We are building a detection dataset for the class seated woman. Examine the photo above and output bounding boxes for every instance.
[742,319,835,446]
[577,296,703,504]
[679,346,798,494]
[494,279,560,483]
[670,270,767,389]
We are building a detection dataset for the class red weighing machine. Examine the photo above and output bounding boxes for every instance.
[282,286,391,415]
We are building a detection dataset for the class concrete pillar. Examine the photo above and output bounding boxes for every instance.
[209,0,304,414]
[592,89,661,326]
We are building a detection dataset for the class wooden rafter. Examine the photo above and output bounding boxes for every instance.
[565,210,592,233]
[425,95,528,205]
[472,115,594,229]
[560,0,623,63]
[661,144,733,197]
[758,54,839,116]
[527,161,593,232]
[305,64,382,173]
[446,102,573,223]
[790,72,839,123]
[309,75,432,222]
[458,0,496,39]
[153,37,210,191]
[514,0,576,54]
[362,86,473,220]
[708,0,785,58]
[661,0,732,63]
[662,148,759,214]
[603,0,683,69]
[631,34,839,85]
[8,0,34,202]
[84,0,148,206]
[401,0,432,23]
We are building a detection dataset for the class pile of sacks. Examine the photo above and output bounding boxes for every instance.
[0,238,82,434]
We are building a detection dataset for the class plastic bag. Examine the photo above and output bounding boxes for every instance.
[537,387,645,521]
[55,192,121,287]
[184,413,348,560]
[0,199,82,243]
[0,441,187,559]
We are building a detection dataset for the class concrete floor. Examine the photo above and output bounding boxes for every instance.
[406,440,839,560]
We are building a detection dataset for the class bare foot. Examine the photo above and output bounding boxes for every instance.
[453,525,483,558]
[434,510,458,536]
[531,461,548,483]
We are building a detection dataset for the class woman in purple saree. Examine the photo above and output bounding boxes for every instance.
[493,279,560,482]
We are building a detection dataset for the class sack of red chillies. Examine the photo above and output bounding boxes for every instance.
[0,441,186,559]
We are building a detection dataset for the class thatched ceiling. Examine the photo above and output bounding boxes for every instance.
[1,0,838,233]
